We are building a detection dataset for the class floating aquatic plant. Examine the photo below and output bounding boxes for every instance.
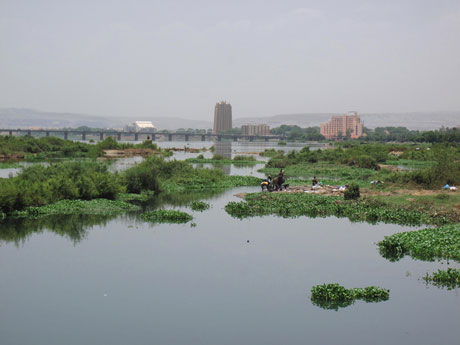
[141,209,193,223]
[423,268,460,289]
[378,224,460,262]
[189,201,210,211]
[225,193,443,226]
[310,283,389,311]
[12,199,140,218]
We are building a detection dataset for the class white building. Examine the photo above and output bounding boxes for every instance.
[125,121,157,132]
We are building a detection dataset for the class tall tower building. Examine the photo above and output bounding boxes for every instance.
[213,101,232,134]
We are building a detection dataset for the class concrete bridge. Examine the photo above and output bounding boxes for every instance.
[0,128,286,142]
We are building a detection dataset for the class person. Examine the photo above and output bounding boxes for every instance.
[312,176,318,187]
[277,170,285,191]
[260,175,272,191]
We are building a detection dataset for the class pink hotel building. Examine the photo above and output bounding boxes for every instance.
[320,112,364,139]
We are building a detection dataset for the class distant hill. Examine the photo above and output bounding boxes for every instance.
[0,108,458,131]
[0,108,118,129]
[0,108,213,130]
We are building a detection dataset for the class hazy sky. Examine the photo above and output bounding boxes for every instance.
[1,0,460,120]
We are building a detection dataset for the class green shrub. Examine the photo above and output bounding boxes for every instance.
[344,183,360,200]
[123,163,160,193]
[0,161,124,214]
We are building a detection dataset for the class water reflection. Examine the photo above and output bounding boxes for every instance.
[0,190,226,245]
[0,214,118,245]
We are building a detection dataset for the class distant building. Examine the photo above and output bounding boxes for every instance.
[213,101,232,133]
[320,112,363,139]
[241,124,270,136]
[124,121,156,132]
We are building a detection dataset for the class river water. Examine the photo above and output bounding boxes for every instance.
[0,142,459,345]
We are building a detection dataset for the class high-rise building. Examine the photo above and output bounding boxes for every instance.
[213,101,232,133]
[320,112,363,139]
[241,124,270,136]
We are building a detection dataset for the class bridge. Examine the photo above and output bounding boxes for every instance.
[0,128,286,142]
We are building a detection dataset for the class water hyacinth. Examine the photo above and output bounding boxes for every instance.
[141,209,193,223]
[423,268,460,289]
[225,193,444,226]
[378,224,460,262]
[189,201,210,211]
[11,199,140,218]
[310,283,389,311]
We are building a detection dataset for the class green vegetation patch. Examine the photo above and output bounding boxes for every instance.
[0,161,124,215]
[189,201,210,211]
[311,283,389,310]
[378,224,460,262]
[225,193,443,226]
[366,193,460,223]
[162,175,260,192]
[141,209,193,223]
[0,162,22,169]
[423,268,460,289]
[12,199,140,218]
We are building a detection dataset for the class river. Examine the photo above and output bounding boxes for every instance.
[0,142,459,345]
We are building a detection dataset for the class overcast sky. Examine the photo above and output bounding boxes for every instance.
[1,0,459,120]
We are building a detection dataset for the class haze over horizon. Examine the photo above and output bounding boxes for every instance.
[1,0,460,121]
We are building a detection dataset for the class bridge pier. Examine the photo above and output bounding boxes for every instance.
[217,136,222,142]
[134,133,139,141]
[117,132,121,141]
[99,132,104,140]
[9,130,13,136]
[168,134,172,141]
[64,131,68,140]
[264,137,269,142]
[82,132,86,140]
[249,136,254,142]
[233,136,238,142]
[185,134,189,141]
[151,133,155,141]
[27,130,31,136]
[201,135,205,142]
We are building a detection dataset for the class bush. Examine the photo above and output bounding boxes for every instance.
[123,160,160,193]
[344,183,360,200]
[0,161,124,214]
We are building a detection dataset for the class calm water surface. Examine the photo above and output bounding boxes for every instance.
[0,143,459,345]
